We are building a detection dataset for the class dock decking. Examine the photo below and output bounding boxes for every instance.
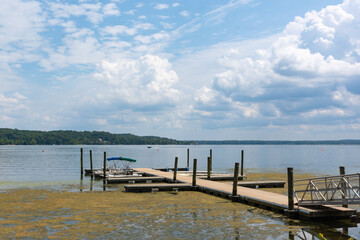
[131,168,356,219]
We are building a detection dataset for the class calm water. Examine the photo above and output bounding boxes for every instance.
[1,144,359,185]
[1,145,360,239]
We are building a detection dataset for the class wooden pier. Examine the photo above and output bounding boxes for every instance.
[129,168,356,219]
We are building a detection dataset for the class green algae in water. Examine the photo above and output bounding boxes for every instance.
[0,188,357,239]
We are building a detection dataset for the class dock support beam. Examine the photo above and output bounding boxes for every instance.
[90,150,93,179]
[192,159,197,186]
[241,150,244,176]
[187,148,189,169]
[207,157,211,180]
[103,152,106,191]
[210,149,212,172]
[232,162,239,197]
[80,148,83,176]
[340,166,348,208]
[287,167,294,211]
[173,157,178,182]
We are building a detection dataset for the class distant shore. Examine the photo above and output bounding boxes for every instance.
[1,128,360,145]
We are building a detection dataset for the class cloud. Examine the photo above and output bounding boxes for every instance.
[191,0,360,131]
[154,4,169,10]
[103,3,120,16]
[0,0,45,62]
[49,2,120,24]
[179,11,190,17]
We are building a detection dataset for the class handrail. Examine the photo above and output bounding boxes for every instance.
[294,173,360,206]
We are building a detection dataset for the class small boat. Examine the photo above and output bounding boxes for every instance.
[147,146,152,149]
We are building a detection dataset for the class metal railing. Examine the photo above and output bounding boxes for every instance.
[294,173,360,206]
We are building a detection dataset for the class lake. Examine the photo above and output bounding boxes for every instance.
[1,144,360,239]
[1,144,359,186]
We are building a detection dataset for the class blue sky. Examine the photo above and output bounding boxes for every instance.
[2,0,360,140]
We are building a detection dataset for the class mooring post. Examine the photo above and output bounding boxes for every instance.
[210,149,212,172]
[80,148,83,176]
[232,162,239,197]
[187,148,189,169]
[287,167,294,211]
[103,151,107,191]
[241,150,244,176]
[192,159,197,186]
[340,166,348,208]
[173,157,178,182]
[207,157,211,180]
[90,150,93,179]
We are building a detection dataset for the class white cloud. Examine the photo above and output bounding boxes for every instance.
[154,4,169,10]
[190,0,360,130]
[93,55,181,107]
[103,3,120,16]
[172,3,180,7]
[49,2,104,24]
[0,0,45,61]
[134,31,169,44]
[124,10,136,15]
[179,11,190,17]
[102,25,138,36]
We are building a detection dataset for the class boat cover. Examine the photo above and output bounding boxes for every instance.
[106,157,136,162]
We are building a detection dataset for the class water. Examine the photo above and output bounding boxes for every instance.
[1,144,359,185]
[1,144,360,239]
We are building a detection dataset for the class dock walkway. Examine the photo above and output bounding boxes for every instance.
[132,168,356,219]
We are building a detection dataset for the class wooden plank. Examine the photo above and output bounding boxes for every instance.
[124,183,194,192]
[133,168,356,219]
[107,176,166,184]
[237,180,285,188]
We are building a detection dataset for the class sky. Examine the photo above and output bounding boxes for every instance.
[1,0,360,140]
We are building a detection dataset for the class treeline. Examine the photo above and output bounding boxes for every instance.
[195,140,360,145]
[1,128,360,145]
[0,128,187,145]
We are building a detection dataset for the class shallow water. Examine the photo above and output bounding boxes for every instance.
[0,145,360,239]
[0,186,356,239]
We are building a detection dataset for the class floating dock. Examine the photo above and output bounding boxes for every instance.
[124,183,194,192]
[129,168,356,219]
[237,180,286,188]
[198,174,246,181]
[107,176,166,184]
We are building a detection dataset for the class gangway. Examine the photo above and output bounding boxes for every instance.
[294,173,360,206]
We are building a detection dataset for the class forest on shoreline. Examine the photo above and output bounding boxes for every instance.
[0,128,360,145]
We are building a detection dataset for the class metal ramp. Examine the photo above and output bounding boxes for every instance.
[294,173,360,206]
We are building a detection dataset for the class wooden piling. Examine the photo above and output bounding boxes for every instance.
[287,167,294,211]
[187,148,189,169]
[90,150,93,178]
[192,159,197,186]
[210,149,212,172]
[207,157,211,180]
[173,157,178,182]
[103,152,106,191]
[340,166,348,208]
[80,148,83,175]
[232,162,239,196]
[241,150,244,176]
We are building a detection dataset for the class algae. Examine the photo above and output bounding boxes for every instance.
[0,172,356,239]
